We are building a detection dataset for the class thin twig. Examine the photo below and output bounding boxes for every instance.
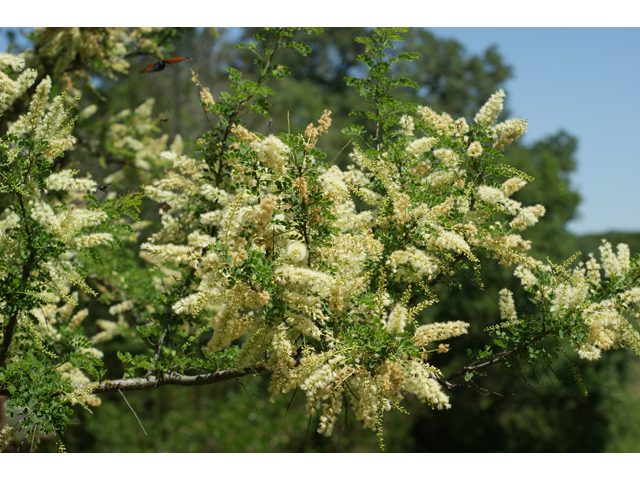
[149,272,196,373]
[516,364,540,390]
[256,369,273,387]
[535,359,558,391]
[467,379,492,396]
[284,387,298,418]
[267,118,277,135]
[195,78,215,133]
[118,389,149,438]
[343,391,348,431]
[545,359,564,390]
[235,378,263,418]
[344,379,359,401]
[303,414,312,452]
[30,423,38,453]
[328,138,353,167]
[436,334,547,392]
[461,270,498,305]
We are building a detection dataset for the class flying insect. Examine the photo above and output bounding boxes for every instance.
[139,57,191,73]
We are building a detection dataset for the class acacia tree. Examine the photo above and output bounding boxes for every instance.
[1,27,639,452]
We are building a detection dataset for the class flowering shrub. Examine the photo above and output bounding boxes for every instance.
[1,27,639,451]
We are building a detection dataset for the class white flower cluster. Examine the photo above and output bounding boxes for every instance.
[78,104,98,121]
[0,51,26,70]
[514,265,537,288]
[28,200,108,239]
[502,177,527,197]
[0,210,21,233]
[269,350,355,437]
[277,265,333,296]
[13,78,75,143]
[332,201,375,232]
[322,233,382,306]
[453,117,469,137]
[387,246,439,283]
[504,240,640,362]
[187,230,215,249]
[287,241,308,263]
[317,391,343,436]
[427,227,472,256]
[474,89,506,127]
[399,114,415,137]
[585,254,602,286]
[140,243,200,267]
[476,185,520,215]
[72,233,114,249]
[319,165,350,202]
[510,205,546,231]
[347,372,382,430]
[599,241,630,278]
[0,52,37,115]
[417,105,454,135]
[105,98,179,172]
[386,304,408,334]
[45,169,97,193]
[144,159,202,211]
[578,300,626,360]
[401,360,451,409]
[466,141,483,158]
[551,267,589,313]
[57,363,101,407]
[200,184,230,204]
[407,137,438,157]
[476,185,506,205]
[255,135,290,174]
[205,302,255,354]
[300,356,343,408]
[65,209,108,231]
[433,148,460,167]
[20,286,105,411]
[268,325,297,375]
[621,287,640,307]
[493,118,528,149]
[413,321,470,346]
[109,300,134,316]
[498,289,518,323]
[29,199,61,233]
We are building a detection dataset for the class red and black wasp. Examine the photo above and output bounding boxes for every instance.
[139,57,191,73]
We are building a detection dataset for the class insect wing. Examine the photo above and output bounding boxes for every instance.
[139,62,158,73]
[164,56,191,64]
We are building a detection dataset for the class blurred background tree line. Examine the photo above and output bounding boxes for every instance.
[2,27,640,452]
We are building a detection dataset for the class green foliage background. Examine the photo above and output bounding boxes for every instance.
[3,27,640,453]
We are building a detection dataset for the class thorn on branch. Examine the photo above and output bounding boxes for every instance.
[119,389,149,438]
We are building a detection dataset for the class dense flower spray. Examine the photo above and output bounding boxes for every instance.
[136,74,640,442]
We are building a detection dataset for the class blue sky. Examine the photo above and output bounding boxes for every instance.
[427,28,640,235]
[2,26,638,235]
